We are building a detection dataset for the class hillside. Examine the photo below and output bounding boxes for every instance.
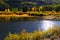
[0,0,60,10]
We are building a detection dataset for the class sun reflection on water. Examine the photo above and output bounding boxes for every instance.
[40,20,55,31]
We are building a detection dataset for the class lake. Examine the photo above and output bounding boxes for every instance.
[0,20,60,40]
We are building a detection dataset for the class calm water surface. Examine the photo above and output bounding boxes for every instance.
[0,20,60,40]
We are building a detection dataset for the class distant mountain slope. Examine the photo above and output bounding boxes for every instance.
[0,0,46,8]
[0,0,60,9]
[2,0,60,5]
[0,0,9,7]
[52,0,60,3]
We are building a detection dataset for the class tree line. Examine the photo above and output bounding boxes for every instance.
[40,4,60,12]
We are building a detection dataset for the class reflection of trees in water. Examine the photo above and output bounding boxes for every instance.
[4,26,60,40]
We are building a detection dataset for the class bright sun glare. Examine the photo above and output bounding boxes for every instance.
[41,20,55,31]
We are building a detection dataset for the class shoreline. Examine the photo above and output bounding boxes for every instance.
[0,11,60,21]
